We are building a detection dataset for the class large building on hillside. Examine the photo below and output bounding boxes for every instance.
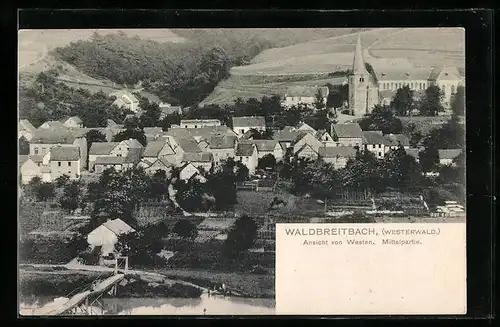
[348,34,464,116]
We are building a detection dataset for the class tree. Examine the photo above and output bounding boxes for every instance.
[138,98,162,127]
[54,174,70,188]
[419,85,444,116]
[257,154,277,170]
[224,215,258,257]
[85,129,107,152]
[383,145,424,190]
[35,182,56,201]
[342,150,387,194]
[113,129,147,147]
[59,180,83,213]
[358,104,403,134]
[313,88,326,110]
[19,136,30,155]
[326,84,349,109]
[173,220,198,239]
[149,169,169,201]
[451,85,465,116]
[391,85,415,116]
[409,131,423,147]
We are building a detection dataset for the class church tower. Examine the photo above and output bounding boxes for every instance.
[348,34,371,116]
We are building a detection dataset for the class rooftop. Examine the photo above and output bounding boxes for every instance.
[232,116,266,128]
[332,123,363,138]
[438,149,462,160]
[143,139,168,157]
[182,152,213,163]
[31,128,86,144]
[94,156,125,165]
[208,135,238,149]
[385,133,410,147]
[102,218,135,235]
[318,146,357,158]
[362,131,390,145]
[235,143,256,156]
[49,146,80,161]
[89,142,119,155]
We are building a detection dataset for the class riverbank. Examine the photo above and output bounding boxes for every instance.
[19,264,274,300]
[19,266,202,303]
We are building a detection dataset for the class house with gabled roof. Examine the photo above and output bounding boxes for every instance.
[18,119,36,141]
[29,128,88,170]
[275,126,301,151]
[235,143,258,175]
[20,156,44,184]
[179,162,207,183]
[185,126,237,142]
[141,157,175,176]
[181,152,213,172]
[180,119,221,129]
[206,135,238,165]
[42,146,81,181]
[62,116,84,128]
[292,131,323,159]
[143,127,164,140]
[112,138,144,157]
[283,86,329,108]
[438,149,462,166]
[315,129,335,146]
[88,142,119,171]
[232,116,266,137]
[243,139,283,161]
[87,218,136,256]
[93,156,126,173]
[318,146,357,170]
[362,130,390,159]
[109,90,140,112]
[38,120,65,130]
[384,133,410,153]
[297,122,317,133]
[330,123,363,147]
[141,139,175,164]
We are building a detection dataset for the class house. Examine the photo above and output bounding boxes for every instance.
[195,218,236,243]
[406,148,422,163]
[180,119,221,129]
[197,139,210,151]
[109,90,140,112]
[63,116,83,128]
[315,129,335,146]
[297,122,317,133]
[206,135,238,165]
[18,119,36,141]
[362,131,389,159]
[87,218,135,257]
[20,155,49,184]
[143,127,164,141]
[141,139,175,165]
[88,142,119,171]
[318,146,357,169]
[232,116,266,137]
[184,126,237,142]
[93,156,126,173]
[245,139,283,161]
[29,129,88,170]
[438,149,462,166]
[235,143,258,175]
[114,139,144,157]
[38,120,65,130]
[44,146,81,181]
[330,123,363,147]
[123,147,144,169]
[159,106,183,119]
[275,126,300,151]
[282,86,329,108]
[179,162,207,183]
[142,157,175,176]
[384,134,411,153]
[181,152,213,172]
[137,90,171,109]
[295,143,320,161]
[292,131,324,159]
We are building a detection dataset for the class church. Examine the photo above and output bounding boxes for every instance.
[348,34,464,116]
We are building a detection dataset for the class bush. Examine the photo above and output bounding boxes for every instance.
[19,233,88,264]
[78,246,101,265]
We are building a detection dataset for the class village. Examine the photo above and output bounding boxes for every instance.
[18,32,466,313]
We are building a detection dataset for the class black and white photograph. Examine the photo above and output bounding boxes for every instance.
[18,26,465,315]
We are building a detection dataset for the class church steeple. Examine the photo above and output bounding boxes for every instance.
[353,34,367,75]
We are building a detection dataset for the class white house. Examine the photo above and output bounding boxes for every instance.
[18,119,36,141]
[180,119,221,129]
[362,130,389,159]
[179,162,207,183]
[235,143,258,175]
[282,86,329,108]
[63,116,84,128]
[232,116,266,137]
[87,218,136,257]
[330,123,363,147]
[318,146,357,170]
[109,90,140,112]
[245,139,283,161]
[438,149,462,166]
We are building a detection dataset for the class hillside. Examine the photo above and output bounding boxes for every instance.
[201,28,465,106]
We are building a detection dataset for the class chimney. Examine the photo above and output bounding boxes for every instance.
[107,218,112,222]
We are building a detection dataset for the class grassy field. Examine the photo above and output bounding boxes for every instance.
[202,28,465,106]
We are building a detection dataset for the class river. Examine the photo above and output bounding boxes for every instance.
[20,294,275,315]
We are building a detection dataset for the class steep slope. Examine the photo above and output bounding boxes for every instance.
[201,28,465,106]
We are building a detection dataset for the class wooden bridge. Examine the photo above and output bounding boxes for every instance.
[35,273,125,316]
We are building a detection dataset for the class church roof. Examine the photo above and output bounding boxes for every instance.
[375,68,432,81]
[353,34,368,75]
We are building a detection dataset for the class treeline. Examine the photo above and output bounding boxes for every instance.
[53,31,355,108]
[19,70,133,128]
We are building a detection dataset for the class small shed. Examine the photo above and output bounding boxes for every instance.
[87,218,136,256]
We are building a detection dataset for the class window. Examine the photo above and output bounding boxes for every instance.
[240,129,244,134]
[194,125,197,128]
[410,82,414,89]
[451,85,456,94]
[68,162,71,167]
[37,163,41,167]
[378,144,381,148]
[34,148,39,154]
[378,152,382,157]
[117,154,122,157]
[58,162,61,167]
[68,171,71,174]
